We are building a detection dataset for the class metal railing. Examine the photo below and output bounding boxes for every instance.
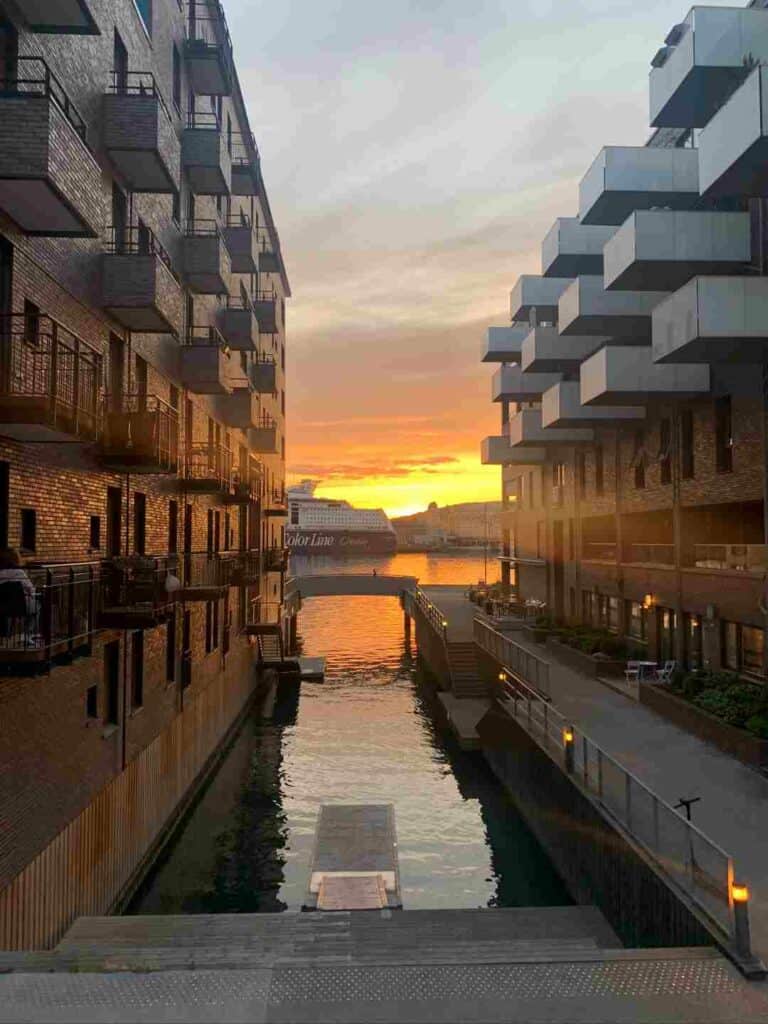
[186,0,233,57]
[185,109,221,130]
[100,556,177,616]
[403,588,447,641]
[183,217,222,239]
[693,543,768,573]
[0,56,88,142]
[625,543,675,566]
[0,313,102,440]
[494,666,737,946]
[231,459,260,500]
[263,546,288,573]
[256,412,277,429]
[104,224,177,279]
[231,130,260,166]
[108,70,173,125]
[225,210,251,230]
[474,616,550,698]
[184,441,233,489]
[178,551,232,591]
[244,599,282,628]
[229,550,260,584]
[101,393,179,472]
[184,324,228,349]
[582,541,618,562]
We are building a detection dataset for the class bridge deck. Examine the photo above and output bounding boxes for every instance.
[287,574,418,599]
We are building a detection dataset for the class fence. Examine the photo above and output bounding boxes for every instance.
[403,588,447,642]
[474,616,550,698]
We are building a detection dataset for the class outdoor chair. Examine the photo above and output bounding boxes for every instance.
[654,660,676,684]
[624,660,641,684]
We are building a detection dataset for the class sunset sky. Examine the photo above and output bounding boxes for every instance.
[227,0,722,518]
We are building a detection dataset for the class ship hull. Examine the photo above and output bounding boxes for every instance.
[286,529,397,555]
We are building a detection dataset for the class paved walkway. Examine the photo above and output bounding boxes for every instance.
[423,589,768,967]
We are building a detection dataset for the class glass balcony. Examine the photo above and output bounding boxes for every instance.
[693,544,768,573]
[578,146,699,225]
[0,57,103,236]
[222,387,259,430]
[521,326,606,374]
[216,296,258,351]
[541,381,644,429]
[184,1,232,96]
[509,275,571,322]
[698,65,768,197]
[507,408,593,447]
[99,556,177,629]
[180,326,234,394]
[183,220,231,294]
[101,225,183,334]
[481,325,529,363]
[249,356,277,394]
[103,71,180,194]
[492,364,561,402]
[252,292,278,334]
[558,276,668,340]
[231,132,261,196]
[580,345,710,406]
[182,442,233,497]
[222,213,257,273]
[0,313,101,442]
[481,436,547,465]
[541,217,615,278]
[100,393,179,474]
[14,0,98,34]
[248,415,278,453]
[182,111,231,195]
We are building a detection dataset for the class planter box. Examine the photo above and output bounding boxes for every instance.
[546,637,625,679]
[640,684,768,769]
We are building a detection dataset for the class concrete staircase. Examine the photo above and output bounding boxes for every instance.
[446,641,487,698]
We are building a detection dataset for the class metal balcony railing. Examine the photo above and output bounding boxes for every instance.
[231,130,260,166]
[263,546,288,573]
[184,323,228,349]
[105,224,178,279]
[0,313,102,439]
[231,459,261,500]
[102,393,179,473]
[100,556,177,624]
[178,550,232,592]
[256,412,277,429]
[186,109,221,131]
[625,543,675,566]
[693,544,768,573]
[229,550,260,585]
[225,210,251,230]
[183,217,223,240]
[245,599,282,628]
[0,56,87,142]
[108,70,173,124]
[185,441,233,489]
[186,0,233,55]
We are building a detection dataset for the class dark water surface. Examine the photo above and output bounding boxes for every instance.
[129,553,570,914]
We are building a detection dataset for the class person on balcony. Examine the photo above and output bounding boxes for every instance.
[0,548,38,644]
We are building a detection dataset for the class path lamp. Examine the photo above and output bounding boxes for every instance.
[563,726,575,774]
[732,883,752,960]
[442,619,448,641]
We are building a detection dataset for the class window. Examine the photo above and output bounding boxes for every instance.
[594,445,604,496]
[606,596,620,634]
[227,113,232,155]
[168,500,178,554]
[715,397,733,473]
[172,43,181,114]
[113,29,128,92]
[133,492,146,555]
[134,0,152,34]
[576,451,586,499]
[131,631,144,709]
[89,515,101,551]
[135,354,148,408]
[24,299,40,343]
[86,684,98,720]
[568,519,575,560]
[723,621,764,676]
[684,613,702,670]
[626,601,647,643]
[166,610,176,683]
[205,601,214,653]
[632,430,646,489]
[582,590,596,626]
[528,471,535,508]
[536,521,544,558]
[552,462,565,506]
[659,418,672,485]
[680,410,694,479]
[658,608,677,662]
[20,508,36,553]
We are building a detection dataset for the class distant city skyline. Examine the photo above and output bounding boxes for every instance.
[227,0,729,517]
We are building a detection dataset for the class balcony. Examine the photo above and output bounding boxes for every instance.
[227,459,261,504]
[222,213,257,273]
[99,557,177,629]
[184,1,232,96]
[624,544,675,567]
[14,0,98,34]
[264,546,289,573]
[649,7,768,128]
[0,57,103,237]
[653,276,768,365]
[541,218,615,278]
[693,544,768,573]
[182,442,233,497]
[558,276,667,340]
[231,132,261,196]
[481,436,546,465]
[605,210,750,294]
[248,416,279,453]
[580,345,710,406]
[265,486,288,518]
[492,364,561,402]
[253,292,278,334]
[0,562,99,671]
[541,381,644,429]
[249,356,277,394]
[222,387,259,430]
[183,220,231,294]
[101,225,183,334]
[507,408,594,447]
[103,72,180,194]
[578,146,699,225]
[180,326,234,394]
[182,112,231,194]
[257,230,281,273]
[0,314,101,442]
[216,296,258,351]
[521,326,607,374]
[698,65,768,197]
[582,542,618,563]
[101,394,179,474]
[509,275,571,323]
[178,552,231,602]
[228,550,261,585]
[481,325,529,363]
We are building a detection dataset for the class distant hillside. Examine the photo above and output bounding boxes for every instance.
[392,501,502,544]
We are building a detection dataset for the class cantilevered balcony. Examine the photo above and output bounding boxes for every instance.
[481,325,529,363]
[653,277,768,364]
[541,381,644,429]
[222,388,259,430]
[228,550,260,584]
[231,132,261,195]
[183,220,231,294]
[649,7,768,128]
[481,436,546,466]
[521,326,607,374]
[578,146,699,225]
[492,365,561,402]
[698,66,768,197]
[222,213,257,273]
[249,356,277,394]
[183,442,233,497]
[216,296,258,351]
[99,557,177,629]
[541,218,615,278]
[178,552,230,602]
[507,408,593,447]
[253,292,278,334]
[180,326,234,394]
[257,230,281,273]
[509,275,571,323]
[604,211,750,292]
[182,112,231,194]
[101,225,183,334]
[0,314,101,442]
[14,0,98,34]
[101,394,179,474]
[558,276,667,339]
[263,546,288,573]
[581,345,710,406]
[184,1,232,96]
[0,58,103,236]
[248,415,278,453]
[228,458,261,505]
[103,72,180,193]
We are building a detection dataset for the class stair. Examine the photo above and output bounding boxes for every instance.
[257,632,284,665]
[446,641,487,698]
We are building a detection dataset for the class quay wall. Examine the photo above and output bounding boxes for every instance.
[411,606,451,688]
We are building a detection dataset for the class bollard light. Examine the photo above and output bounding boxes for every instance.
[442,620,448,628]
[498,671,506,682]
[563,726,575,774]
[731,881,753,961]
[563,728,574,744]
[732,883,749,904]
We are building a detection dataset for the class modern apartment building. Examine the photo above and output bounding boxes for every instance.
[0,0,290,948]
[482,0,768,679]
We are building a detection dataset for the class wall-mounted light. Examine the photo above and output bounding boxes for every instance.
[642,593,655,610]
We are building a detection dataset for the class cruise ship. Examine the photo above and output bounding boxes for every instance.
[286,481,397,554]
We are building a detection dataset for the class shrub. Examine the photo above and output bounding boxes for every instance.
[693,683,768,728]
[694,688,734,721]
[746,714,768,739]
[598,636,626,658]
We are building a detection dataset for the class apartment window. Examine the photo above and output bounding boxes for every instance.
[20,508,36,553]
[576,451,586,499]
[135,354,148,409]
[715,397,733,473]
[104,641,120,726]
[552,462,565,506]
[723,621,764,677]
[168,500,178,555]
[172,190,181,227]
[166,609,176,683]
[684,613,702,671]
[133,492,146,555]
[131,631,144,709]
[227,113,232,155]
[569,587,576,619]
[172,43,181,114]
[594,445,604,496]
[582,590,596,626]
[134,0,152,35]
[86,684,98,720]
[169,385,179,411]
[89,515,101,551]
[606,597,620,634]
[113,29,128,91]
[659,418,672,485]
[632,430,646,490]
[626,601,647,644]
[680,410,695,479]
[658,608,677,663]
[24,299,40,343]
[224,511,231,550]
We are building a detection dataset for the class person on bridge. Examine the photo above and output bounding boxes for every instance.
[372,568,377,577]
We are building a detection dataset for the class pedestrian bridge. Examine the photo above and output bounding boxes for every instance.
[285,574,418,601]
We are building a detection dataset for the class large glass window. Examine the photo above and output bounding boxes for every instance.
[684,613,702,670]
[723,621,764,676]
[626,600,647,643]
[135,0,152,34]
[658,607,677,662]
[607,596,620,634]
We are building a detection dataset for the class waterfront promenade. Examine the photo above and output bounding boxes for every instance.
[422,586,768,968]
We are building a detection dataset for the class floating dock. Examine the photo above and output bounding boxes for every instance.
[303,804,402,911]
[298,656,326,681]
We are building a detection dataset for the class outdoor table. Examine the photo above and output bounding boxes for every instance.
[635,661,658,681]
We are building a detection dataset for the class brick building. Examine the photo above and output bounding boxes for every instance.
[0,0,291,947]
[482,0,768,679]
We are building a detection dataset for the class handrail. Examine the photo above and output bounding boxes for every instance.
[184,324,228,348]
[0,56,88,143]
[403,588,447,642]
[185,109,220,130]
[474,616,550,698]
[183,218,221,238]
[186,0,233,59]
[108,70,173,125]
[104,224,177,280]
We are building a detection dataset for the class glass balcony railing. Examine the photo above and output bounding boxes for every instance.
[624,543,675,566]
[693,544,768,573]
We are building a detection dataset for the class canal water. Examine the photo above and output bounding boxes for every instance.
[129,552,570,915]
